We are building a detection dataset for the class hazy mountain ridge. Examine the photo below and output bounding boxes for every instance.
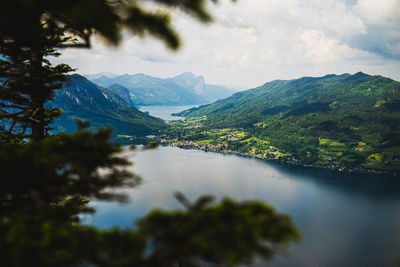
[172,72,234,103]
[87,72,234,106]
[103,83,134,107]
[51,74,165,136]
[177,72,400,174]
[84,72,119,80]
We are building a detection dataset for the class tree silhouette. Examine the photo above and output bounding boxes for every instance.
[1,0,214,141]
[0,1,300,266]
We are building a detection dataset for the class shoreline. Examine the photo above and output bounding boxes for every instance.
[160,141,393,176]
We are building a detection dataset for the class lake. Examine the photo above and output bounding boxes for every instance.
[137,105,198,120]
[84,146,400,267]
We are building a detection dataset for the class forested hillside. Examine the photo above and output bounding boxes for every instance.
[51,74,165,137]
[175,72,400,174]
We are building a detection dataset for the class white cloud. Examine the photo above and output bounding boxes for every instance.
[353,0,400,26]
[300,30,344,63]
[53,0,400,89]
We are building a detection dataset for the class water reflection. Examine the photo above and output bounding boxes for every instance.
[137,105,198,121]
[85,146,400,267]
[256,158,400,201]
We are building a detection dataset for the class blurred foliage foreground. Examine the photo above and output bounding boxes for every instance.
[0,0,299,266]
[0,126,300,266]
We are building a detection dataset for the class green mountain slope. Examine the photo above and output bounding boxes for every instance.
[52,74,165,138]
[177,72,400,174]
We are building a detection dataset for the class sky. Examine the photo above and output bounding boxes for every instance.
[53,0,400,89]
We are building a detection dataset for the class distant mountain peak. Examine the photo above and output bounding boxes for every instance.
[84,72,118,80]
[353,71,369,77]
[172,72,206,95]
[177,72,196,77]
[88,71,233,105]
[343,71,371,82]
[70,73,88,80]
[322,74,338,78]
[174,72,204,80]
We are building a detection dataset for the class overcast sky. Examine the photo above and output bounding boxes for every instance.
[53,0,400,89]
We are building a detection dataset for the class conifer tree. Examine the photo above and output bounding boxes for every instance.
[0,1,300,266]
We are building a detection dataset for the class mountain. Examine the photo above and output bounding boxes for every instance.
[172,72,207,95]
[91,73,204,105]
[172,72,234,103]
[84,72,119,80]
[87,72,234,106]
[51,74,165,137]
[104,83,134,107]
[177,72,400,174]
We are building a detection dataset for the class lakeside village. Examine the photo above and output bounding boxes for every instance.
[146,116,387,174]
[151,116,348,171]
[160,132,300,164]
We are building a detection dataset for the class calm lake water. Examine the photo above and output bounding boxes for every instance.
[137,105,198,120]
[84,146,400,267]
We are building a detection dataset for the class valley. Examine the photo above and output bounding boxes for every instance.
[53,72,400,175]
[164,72,400,175]
[3,2,399,266]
